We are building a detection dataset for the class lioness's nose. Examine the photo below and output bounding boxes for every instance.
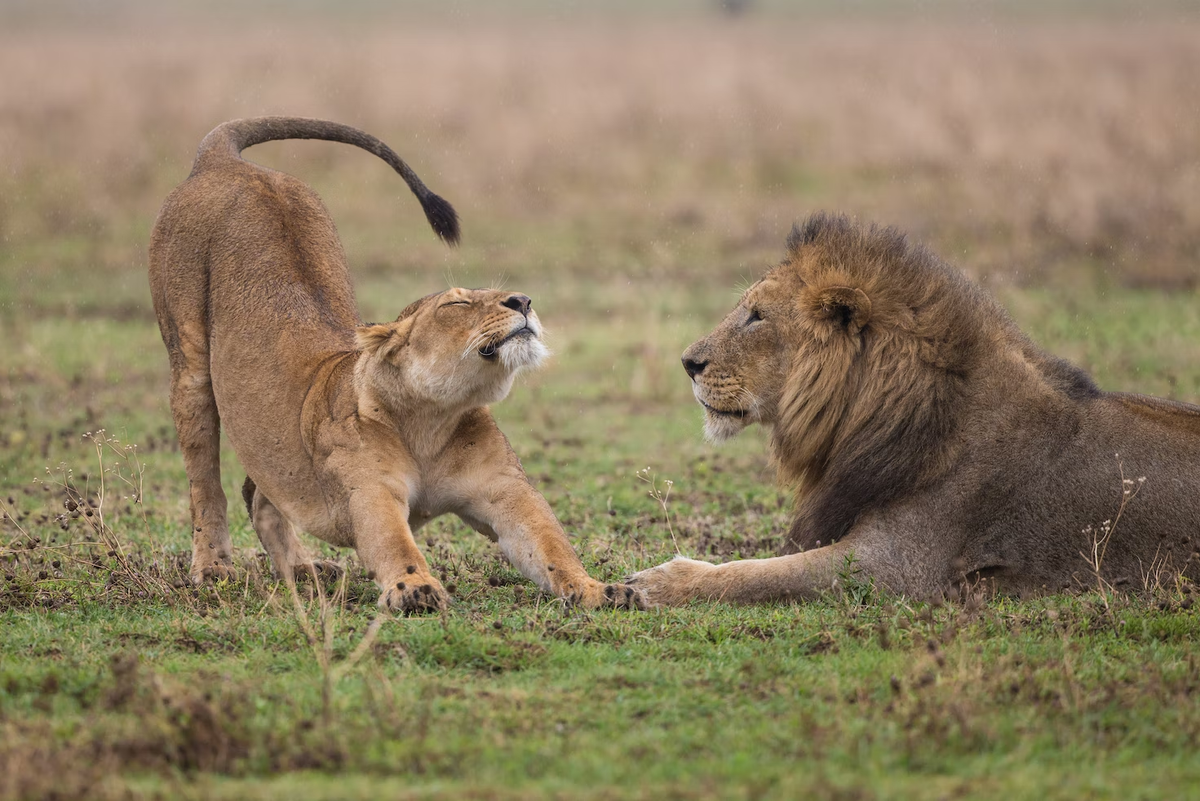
[502,294,532,316]
[682,357,708,379]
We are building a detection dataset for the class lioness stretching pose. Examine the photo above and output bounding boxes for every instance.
[630,213,1200,604]
[149,117,642,612]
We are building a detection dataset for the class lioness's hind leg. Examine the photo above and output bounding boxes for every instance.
[166,332,234,584]
[243,477,341,585]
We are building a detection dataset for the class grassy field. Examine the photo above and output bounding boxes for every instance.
[4,3,1200,799]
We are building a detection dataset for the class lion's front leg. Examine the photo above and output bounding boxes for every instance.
[460,480,644,610]
[628,541,861,606]
[348,487,447,614]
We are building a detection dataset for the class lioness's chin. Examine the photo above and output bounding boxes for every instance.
[499,336,549,373]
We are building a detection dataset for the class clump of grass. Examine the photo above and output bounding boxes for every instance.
[1,430,182,611]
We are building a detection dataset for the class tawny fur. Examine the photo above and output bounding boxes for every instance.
[631,213,1200,605]
[149,117,643,613]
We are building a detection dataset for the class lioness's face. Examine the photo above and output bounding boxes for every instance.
[357,287,548,408]
[681,270,801,441]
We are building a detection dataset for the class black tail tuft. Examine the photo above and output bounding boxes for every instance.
[241,476,256,521]
[419,193,461,246]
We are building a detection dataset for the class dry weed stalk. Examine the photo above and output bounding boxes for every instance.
[284,567,390,722]
[636,466,680,555]
[1080,455,1146,610]
[33,430,171,599]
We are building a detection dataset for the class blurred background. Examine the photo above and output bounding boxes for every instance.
[2,0,1199,498]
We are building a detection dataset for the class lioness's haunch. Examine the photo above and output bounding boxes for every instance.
[630,213,1200,605]
[149,117,642,613]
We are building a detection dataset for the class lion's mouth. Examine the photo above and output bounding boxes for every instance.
[479,327,536,361]
[700,400,747,419]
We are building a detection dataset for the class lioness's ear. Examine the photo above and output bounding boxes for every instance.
[355,321,411,360]
[355,323,393,352]
[811,286,872,336]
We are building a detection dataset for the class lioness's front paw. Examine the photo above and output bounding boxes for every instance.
[626,556,719,607]
[561,579,646,610]
[596,582,647,610]
[379,576,449,615]
[191,561,236,585]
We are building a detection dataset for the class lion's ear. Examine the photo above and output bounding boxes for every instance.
[355,321,411,360]
[355,323,393,352]
[812,286,872,336]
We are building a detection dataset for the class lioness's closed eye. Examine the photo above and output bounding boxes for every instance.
[630,213,1200,606]
[149,117,643,613]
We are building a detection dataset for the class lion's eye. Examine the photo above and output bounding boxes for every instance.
[746,309,763,325]
[439,301,471,308]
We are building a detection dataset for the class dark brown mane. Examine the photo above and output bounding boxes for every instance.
[777,214,997,553]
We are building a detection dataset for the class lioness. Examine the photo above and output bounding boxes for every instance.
[630,213,1200,604]
[150,117,642,612]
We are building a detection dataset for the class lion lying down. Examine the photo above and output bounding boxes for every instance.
[630,213,1200,605]
[150,117,642,612]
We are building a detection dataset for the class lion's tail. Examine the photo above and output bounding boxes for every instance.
[190,116,460,245]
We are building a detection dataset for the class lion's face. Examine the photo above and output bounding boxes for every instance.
[356,287,548,409]
[681,244,877,444]
[681,272,803,441]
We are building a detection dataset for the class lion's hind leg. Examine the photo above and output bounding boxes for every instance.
[165,326,235,584]
[243,477,341,586]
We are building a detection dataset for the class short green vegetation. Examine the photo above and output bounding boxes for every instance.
[4,269,1199,799]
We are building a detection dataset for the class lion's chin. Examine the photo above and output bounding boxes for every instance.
[498,335,549,373]
[702,408,749,443]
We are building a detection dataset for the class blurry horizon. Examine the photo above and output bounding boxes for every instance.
[2,0,1198,313]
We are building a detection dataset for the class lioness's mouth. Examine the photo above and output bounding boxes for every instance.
[479,327,536,360]
[700,400,747,419]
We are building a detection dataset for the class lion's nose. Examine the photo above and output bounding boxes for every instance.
[502,294,532,316]
[682,357,708,379]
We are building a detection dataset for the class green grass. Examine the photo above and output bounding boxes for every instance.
[4,251,1200,798]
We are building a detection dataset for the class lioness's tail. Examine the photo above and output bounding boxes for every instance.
[191,116,460,245]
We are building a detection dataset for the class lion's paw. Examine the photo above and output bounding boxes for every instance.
[596,582,647,610]
[292,560,343,584]
[379,576,449,615]
[192,562,236,585]
[563,579,646,610]
[626,556,719,607]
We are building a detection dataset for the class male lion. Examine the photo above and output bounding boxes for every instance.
[150,117,642,613]
[630,213,1200,604]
